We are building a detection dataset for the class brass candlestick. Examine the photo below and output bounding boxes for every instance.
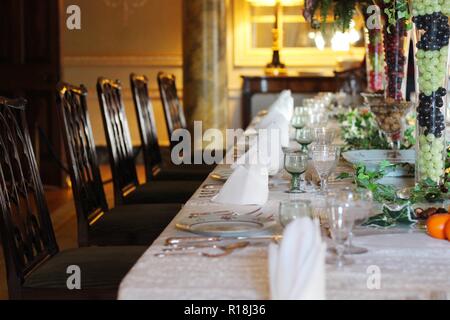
[265,1,288,76]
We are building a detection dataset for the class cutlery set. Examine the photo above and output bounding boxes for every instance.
[154,241,250,258]
[154,235,282,258]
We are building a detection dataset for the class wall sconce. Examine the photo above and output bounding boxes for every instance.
[247,0,301,76]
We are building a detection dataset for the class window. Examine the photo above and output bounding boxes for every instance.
[233,0,366,70]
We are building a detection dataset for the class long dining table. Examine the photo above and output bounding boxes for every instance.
[118,119,450,300]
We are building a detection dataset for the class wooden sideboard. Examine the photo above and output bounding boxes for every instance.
[241,75,338,128]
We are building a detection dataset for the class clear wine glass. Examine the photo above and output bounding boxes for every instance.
[313,127,336,145]
[295,128,314,153]
[283,149,308,193]
[279,200,312,228]
[326,196,356,267]
[311,145,340,194]
[328,187,373,255]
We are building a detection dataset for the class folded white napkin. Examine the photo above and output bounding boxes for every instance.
[255,113,290,148]
[232,129,283,176]
[212,165,269,206]
[267,90,294,122]
[269,218,326,300]
[256,91,293,128]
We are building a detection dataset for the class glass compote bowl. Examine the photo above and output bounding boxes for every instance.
[362,93,413,153]
[311,145,340,194]
[295,128,314,153]
[283,149,308,193]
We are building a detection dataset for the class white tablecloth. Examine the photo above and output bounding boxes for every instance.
[118,166,450,300]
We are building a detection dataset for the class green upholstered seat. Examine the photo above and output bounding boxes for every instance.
[123,180,201,205]
[89,203,181,246]
[24,246,146,290]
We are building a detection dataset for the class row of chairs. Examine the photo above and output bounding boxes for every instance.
[0,72,213,299]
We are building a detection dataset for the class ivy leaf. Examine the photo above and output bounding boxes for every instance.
[336,172,352,180]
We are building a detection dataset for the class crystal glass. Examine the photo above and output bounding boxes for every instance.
[295,128,314,152]
[412,0,450,186]
[328,187,373,255]
[311,145,340,193]
[291,107,308,130]
[326,196,356,267]
[279,200,312,228]
[283,149,308,193]
[313,127,336,145]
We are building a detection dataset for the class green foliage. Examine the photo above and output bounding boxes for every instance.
[337,108,415,151]
[338,162,450,207]
[363,205,416,227]
[337,161,399,203]
[410,178,450,204]
[382,0,412,33]
[311,0,357,32]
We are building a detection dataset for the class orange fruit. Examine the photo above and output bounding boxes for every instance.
[445,220,450,241]
[426,214,450,240]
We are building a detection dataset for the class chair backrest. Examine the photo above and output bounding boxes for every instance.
[157,72,187,147]
[0,97,59,299]
[97,78,139,205]
[130,74,163,181]
[56,83,110,246]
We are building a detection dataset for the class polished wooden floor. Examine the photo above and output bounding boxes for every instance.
[0,165,146,300]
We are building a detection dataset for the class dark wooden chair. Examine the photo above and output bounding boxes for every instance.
[0,97,146,300]
[97,78,202,206]
[157,72,223,167]
[156,72,187,147]
[130,73,212,182]
[56,83,182,247]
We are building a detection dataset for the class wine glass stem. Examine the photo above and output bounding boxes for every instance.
[391,140,400,151]
[348,231,354,249]
[320,176,328,192]
[336,243,345,268]
[291,174,300,191]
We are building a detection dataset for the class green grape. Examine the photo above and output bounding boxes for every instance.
[424,152,433,161]
[421,144,431,152]
[419,135,428,145]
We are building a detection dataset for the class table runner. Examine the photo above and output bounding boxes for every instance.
[118,163,450,300]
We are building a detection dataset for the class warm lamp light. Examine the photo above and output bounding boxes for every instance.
[247,0,301,76]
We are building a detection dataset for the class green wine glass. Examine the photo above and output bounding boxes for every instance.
[295,128,314,152]
[283,149,308,193]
